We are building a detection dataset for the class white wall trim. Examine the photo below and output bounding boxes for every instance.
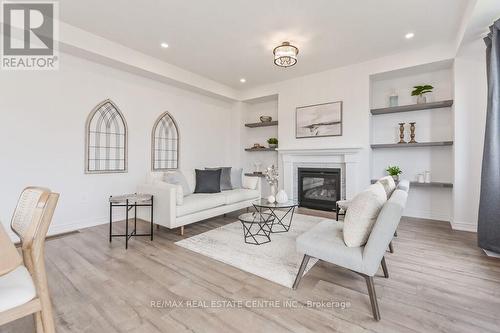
[451,220,477,233]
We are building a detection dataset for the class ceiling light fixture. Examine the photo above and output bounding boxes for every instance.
[240,78,246,83]
[160,42,169,48]
[273,41,299,68]
[405,33,415,39]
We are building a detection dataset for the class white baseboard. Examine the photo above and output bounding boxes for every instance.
[403,209,450,222]
[451,220,477,233]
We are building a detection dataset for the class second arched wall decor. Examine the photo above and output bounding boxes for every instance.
[151,111,180,171]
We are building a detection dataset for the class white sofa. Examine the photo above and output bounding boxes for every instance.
[137,171,261,231]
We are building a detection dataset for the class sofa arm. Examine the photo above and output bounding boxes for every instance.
[137,182,177,229]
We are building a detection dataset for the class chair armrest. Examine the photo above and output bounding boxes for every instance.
[137,182,177,228]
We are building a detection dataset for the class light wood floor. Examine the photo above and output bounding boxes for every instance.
[2,209,500,333]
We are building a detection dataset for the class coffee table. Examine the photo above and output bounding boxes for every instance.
[253,199,298,233]
[238,212,274,245]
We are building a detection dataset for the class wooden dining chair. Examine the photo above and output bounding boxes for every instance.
[0,187,59,333]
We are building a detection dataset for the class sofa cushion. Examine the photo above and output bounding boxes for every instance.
[165,171,192,196]
[377,176,396,198]
[194,169,222,193]
[297,220,364,273]
[0,266,36,312]
[242,176,258,190]
[223,188,260,205]
[343,183,387,247]
[176,193,226,217]
[231,168,243,189]
[206,167,232,191]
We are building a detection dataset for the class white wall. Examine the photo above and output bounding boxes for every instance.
[453,38,488,231]
[0,53,237,240]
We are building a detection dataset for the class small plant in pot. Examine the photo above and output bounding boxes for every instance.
[411,85,433,104]
[386,165,402,182]
[267,138,278,149]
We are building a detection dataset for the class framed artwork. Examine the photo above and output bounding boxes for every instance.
[151,111,179,171]
[296,101,343,138]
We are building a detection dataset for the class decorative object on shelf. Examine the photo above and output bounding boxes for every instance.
[386,165,402,182]
[389,90,399,107]
[260,116,272,122]
[273,41,299,68]
[252,143,265,149]
[296,101,343,138]
[267,137,278,149]
[424,171,431,183]
[409,122,417,143]
[398,122,406,144]
[411,85,434,104]
[417,173,425,183]
[267,195,276,204]
[253,161,262,174]
[275,189,288,204]
[264,165,279,197]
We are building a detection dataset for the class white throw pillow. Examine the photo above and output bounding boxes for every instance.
[343,183,387,247]
[148,172,164,184]
[377,176,396,198]
[242,176,258,190]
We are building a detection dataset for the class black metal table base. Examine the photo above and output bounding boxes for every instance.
[255,205,296,233]
[109,196,154,249]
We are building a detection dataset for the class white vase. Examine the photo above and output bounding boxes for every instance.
[424,171,431,183]
[267,195,275,204]
[275,190,288,204]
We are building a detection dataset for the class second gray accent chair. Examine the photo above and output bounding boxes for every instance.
[293,180,410,321]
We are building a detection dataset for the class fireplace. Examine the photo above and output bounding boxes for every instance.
[298,168,341,211]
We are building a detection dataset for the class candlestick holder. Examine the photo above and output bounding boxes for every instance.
[409,122,417,143]
[398,123,406,144]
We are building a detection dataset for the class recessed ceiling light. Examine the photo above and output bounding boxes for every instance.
[405,33,415,39]
[160,42,169,48]
[240,78,246,83]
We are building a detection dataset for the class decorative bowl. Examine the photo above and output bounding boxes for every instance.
[260,116,272,122]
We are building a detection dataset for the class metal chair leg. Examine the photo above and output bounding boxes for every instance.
[394,230,398,237]
[381,257,389,278]
[388,241,394,253]
[364,275,381,321]
[293,255,311,290]
[336,203,339,221]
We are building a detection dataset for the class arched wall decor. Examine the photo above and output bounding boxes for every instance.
[151,111,179,170]
[85,99,128,173]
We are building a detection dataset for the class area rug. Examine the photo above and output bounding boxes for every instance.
[175,213,328,288]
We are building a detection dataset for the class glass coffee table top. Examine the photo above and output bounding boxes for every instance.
[254,199,298,209]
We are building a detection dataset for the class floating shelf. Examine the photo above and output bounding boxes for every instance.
[245,121,278,128]
[244,147,277,152]
[371,141,453,149]
[244,173,266,178]
[371,179,453,188]
[370,100,454,115]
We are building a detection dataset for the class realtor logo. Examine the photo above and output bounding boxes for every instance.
[1,1,59,70]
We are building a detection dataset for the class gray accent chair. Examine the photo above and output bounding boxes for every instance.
[293,182,409,321]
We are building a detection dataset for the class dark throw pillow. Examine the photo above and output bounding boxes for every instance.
[194,169,222,193]
[205,167,232,190]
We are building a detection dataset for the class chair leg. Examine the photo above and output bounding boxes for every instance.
[336,203,339,221]
[394,230,398,237]
[292,255,311,290]
[381,257,389,278]
[388,241,394,253]
[180,226,184,236]
[34,312,43,333]
[364,276,381,321]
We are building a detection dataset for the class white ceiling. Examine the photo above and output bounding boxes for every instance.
[59,0,470,89]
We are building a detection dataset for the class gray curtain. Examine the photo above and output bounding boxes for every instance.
[478,19,500,252]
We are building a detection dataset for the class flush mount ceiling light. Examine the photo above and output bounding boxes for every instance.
[405,32,415,39]
[240,78,246,83]
[160,42,169,48]
[273,41,299,68]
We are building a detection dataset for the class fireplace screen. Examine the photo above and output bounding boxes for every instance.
[298,168,341,211]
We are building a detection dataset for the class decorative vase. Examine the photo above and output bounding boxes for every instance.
[268,144,278,149]
[391,175,399,182]
[275,190,288,204]
[254,161,262,173]
[267,195,276,204]
[260,116,272,122]
[270,184,278,197]
[409,122,417,143]
[398,123,406,144]
[389,90,399,107]
[417,173,425,183]
[416,95,427,104]
[424,171,431,183]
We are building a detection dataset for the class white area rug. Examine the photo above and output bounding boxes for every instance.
[175,213,328,288]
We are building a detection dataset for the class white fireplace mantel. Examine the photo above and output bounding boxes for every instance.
[278,147,363,201]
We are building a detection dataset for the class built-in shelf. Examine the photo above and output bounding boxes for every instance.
[244,173,266,178]
[371,179,453,188]
[371,141,453,149]
[244,147,277,152]
[245,121,278,128]
[370,100,454,115]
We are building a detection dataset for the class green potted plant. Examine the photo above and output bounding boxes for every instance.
[386,165,402,181]
[411,85,433,104]
[267,137,278,149]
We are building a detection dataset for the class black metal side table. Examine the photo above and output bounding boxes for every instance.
[253,199,298,233]
[238,212,274,245]
[109,193,153,249]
